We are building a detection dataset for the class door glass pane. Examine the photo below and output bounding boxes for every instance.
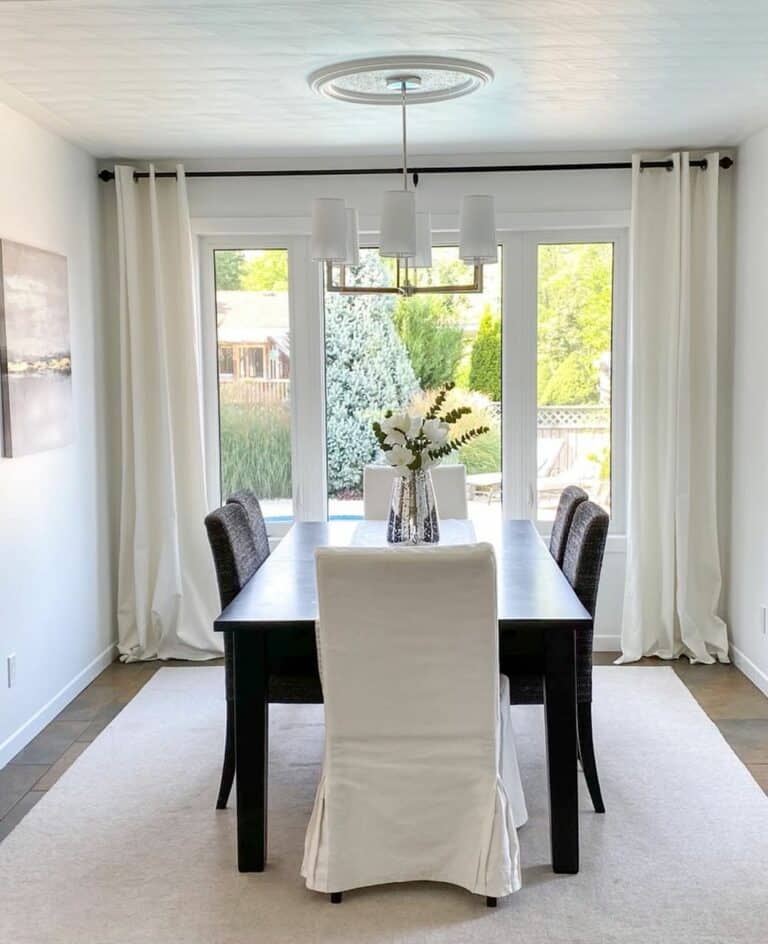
[536,243,613,519]
[214,249,292,523]
[324,246,502,524]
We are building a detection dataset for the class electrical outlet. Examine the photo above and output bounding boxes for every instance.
[7,653,16,688]
[761,606,768,638]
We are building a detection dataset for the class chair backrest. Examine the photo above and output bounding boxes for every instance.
[313,542,501,887]
[432,464,469,518]
[549,485,589,566]
[363,463,468,520]
[561,500,609,618]
[226,490,270,562]
[204,503,264,609]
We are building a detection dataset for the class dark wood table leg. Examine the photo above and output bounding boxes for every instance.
[232,632,268,872]
[543,626,579,874]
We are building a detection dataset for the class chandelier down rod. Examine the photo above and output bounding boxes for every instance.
[97,155,733,183]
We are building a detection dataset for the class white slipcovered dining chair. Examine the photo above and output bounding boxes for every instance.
[302,543,527,905]
[363,463,469,520]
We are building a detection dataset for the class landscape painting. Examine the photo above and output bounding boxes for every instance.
[0,239,72,457]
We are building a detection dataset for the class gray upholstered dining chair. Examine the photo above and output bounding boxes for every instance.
[549,485,588,566]
[204,501,268,810]
[204,491,322,810]
[507,499,609,813]
[227,490,270,557]
[561,501,609,813]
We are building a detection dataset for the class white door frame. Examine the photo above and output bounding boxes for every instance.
[198,235,327,534]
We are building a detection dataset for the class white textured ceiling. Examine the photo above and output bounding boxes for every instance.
[1,0,767,158]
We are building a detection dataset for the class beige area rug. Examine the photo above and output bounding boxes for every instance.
[1,666,767,944]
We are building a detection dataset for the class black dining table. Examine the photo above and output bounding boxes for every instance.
[214,518,590,875]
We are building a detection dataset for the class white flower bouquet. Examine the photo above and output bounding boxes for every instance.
[372,381,490,474]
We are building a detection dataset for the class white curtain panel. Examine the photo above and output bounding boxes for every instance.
[114,165,221,661]
[620,153,729,664]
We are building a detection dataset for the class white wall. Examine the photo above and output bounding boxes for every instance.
[730,128,768,694]
[102,151,630,647]
[179,150,631,224]
[0,103,115,766]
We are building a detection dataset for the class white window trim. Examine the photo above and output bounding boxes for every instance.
[197,218,628,540]
[520,228,628,537]
[198,235,327,536]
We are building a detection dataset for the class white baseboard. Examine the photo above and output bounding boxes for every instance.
[731,644,768,698]
[593,634,621,652]
[0,643,117,769]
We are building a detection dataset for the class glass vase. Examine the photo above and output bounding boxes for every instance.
[387,468,440,545]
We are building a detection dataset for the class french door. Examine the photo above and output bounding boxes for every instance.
[199,235,325,537]
[200,228,626,536]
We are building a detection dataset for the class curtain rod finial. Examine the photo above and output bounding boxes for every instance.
[720,156,734,169]
[98,169,115,182]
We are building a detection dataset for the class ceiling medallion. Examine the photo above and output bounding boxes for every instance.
[308,56,497,295]
[308,55,493,106]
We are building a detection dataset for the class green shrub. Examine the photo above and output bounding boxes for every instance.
[393,295,464,389]
[540,349,596,405]
[468,307,501,401]
[219,403,292,500]
[325,254,419,495]
[214,250,247,290]
[458,423,501,475]
[537,243,612,406]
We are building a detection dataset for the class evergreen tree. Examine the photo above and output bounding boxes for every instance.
[537,243,612,405]
[468,307,501,401]
[325,255,419,495]
[393,294,464,390]
[214,250,247,290]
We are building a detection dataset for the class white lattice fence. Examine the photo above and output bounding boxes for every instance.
[486,403,608,428]
[537,405,610,478]
[537,405,609,429]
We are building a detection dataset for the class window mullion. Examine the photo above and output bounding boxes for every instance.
[288,237,327,521]
[501,233,536,519]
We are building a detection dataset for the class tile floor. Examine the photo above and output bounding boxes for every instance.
[1,654,766,842]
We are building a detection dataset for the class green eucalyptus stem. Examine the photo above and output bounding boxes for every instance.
[373,381,490,470]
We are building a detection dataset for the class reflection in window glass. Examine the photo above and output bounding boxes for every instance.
[536,243,613,519]
[324,246,502,524]
[214,249,292,522]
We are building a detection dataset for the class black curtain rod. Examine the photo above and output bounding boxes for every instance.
[97,156,733,183]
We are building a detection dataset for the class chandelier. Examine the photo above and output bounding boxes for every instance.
[307,56,498,295]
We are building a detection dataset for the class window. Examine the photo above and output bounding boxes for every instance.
[323,245,502,523]
[535,242,614,519]
[201,225,626,536]
[239,347,265,378]
[213,248,293,524]
[218,346,234,377]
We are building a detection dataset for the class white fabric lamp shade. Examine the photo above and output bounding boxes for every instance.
[408,211,433,268]
[459,194,498,264]
[344,207,360,266]
[311,198,348,262]
[380,190,417,258]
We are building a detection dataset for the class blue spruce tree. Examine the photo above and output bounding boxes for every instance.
[325,254,419,495]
